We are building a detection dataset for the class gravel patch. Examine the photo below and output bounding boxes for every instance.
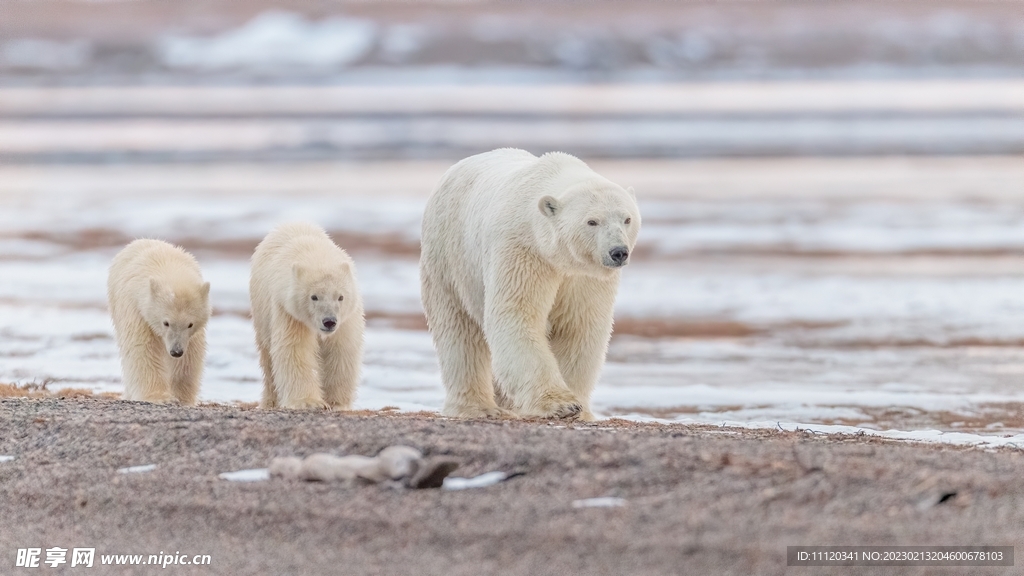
[0,398,1021,575]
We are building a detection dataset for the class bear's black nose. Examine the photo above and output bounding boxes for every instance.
[170,348,184,358]
[322,318,337,331]
[609,246,629,265]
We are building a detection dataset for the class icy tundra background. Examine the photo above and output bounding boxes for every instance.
[2,0,1024,446]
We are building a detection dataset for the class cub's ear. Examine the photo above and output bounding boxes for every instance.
[200,281,211,299]
[626,186,636,200]
[292,264,305,281]
[538,195,561,217]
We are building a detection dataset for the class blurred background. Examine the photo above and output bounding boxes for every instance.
[2,0,1024,443]
[2,0,1024,159]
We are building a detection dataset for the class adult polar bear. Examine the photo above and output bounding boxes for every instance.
[421,149,640,420]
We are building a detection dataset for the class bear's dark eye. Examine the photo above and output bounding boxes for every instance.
[162,321,169,327]
[187,323,193,329]
[338,295,344,302]
[311,295,318,301]
[587,220,598,226]
[625,217,631,224]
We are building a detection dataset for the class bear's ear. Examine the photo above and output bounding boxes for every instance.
[149,277,166,300]
[200,281,211,299]
[292,264,305,281]
[626,186,636,199]
[538,195,561,218]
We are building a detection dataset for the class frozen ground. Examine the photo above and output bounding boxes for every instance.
[3,155,1024,445]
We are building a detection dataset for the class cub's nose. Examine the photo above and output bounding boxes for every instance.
[321,317,337,332]
[609,246,629,266]
[170,347,184,358]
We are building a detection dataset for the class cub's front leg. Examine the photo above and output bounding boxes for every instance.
[319,315,364,410]
[270,307,327,410]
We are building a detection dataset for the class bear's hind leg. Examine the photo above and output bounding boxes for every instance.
[270,308,327,410]
[257,343,278,408]
[423,281,507,418]
[170,328,205,406]
[319,316,364,410]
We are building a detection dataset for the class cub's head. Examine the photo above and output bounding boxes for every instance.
[536,183,641,276]
[288,263,357,335]
[146,278,211,358]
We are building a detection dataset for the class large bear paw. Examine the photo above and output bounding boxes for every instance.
[528,389,584,420]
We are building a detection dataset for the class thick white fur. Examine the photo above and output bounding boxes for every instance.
[250,223,364,410]
[420,148,641,420]
[108,239,211,404]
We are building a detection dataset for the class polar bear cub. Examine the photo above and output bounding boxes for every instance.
[108,239,211,404]
[250,223,364,410]
[421,148,641,420]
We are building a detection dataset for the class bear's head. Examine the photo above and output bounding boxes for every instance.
[288,263,357,336]
[536,183,641,277]
[145,278,211,358]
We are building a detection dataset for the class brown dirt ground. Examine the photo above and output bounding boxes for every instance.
[1,398,1022,575]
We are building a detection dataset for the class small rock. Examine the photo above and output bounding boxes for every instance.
[376,445,423,481]
[269,446,461,488]
[408,458,461,489]
[299,454,377,482]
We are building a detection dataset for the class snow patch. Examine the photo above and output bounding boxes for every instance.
[219,468,270,482]
[572,497,627,508]
[118,464,156,474]
[617,416,1024,449]
[160,11,377,71]
[442,471,508,490]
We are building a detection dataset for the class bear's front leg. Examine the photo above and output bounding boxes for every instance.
[485,266,582,419]
[119,316,173,403]
[170,328,205,406]
[319,315,364,411]
[270,309,327,410]
[548,276,619,422]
